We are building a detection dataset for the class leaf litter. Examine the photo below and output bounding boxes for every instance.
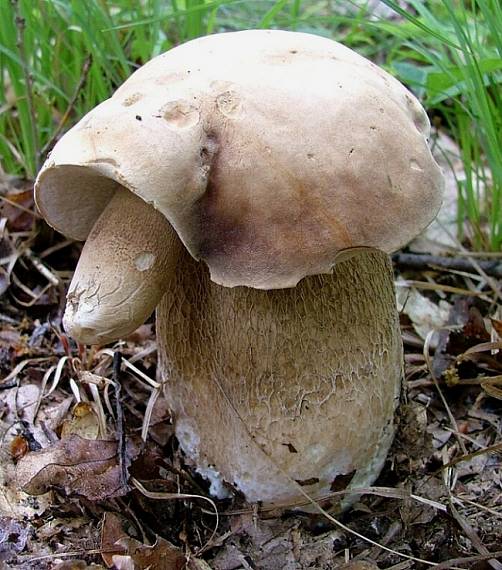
[0,167,501,569]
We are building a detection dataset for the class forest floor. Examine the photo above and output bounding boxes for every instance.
[0,157,501,569]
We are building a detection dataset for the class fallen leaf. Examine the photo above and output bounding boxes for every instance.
[0,326,22,350]
[0,187,36,232]
[60,402,100,440]
[212,515,347,570]
[9,435,28,461]
[16,434,139,501]
[462,307,491,341]
[37,515,89,541]
[491,318,502,337]
[433,298,497,379]
[396,287,450,340]
[0,441,51,521]
[112,536,185,570]
[100,512,129,568]
[0,516,29,558]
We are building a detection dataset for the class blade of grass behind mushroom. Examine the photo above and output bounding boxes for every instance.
[379,0,502,251]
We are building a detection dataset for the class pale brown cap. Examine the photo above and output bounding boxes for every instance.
[35,30,444,289]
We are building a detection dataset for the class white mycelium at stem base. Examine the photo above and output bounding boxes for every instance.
[35,30,444,507]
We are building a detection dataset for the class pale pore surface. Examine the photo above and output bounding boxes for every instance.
[157,250,402,505]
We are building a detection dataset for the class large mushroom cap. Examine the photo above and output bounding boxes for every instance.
[35,29,443,289]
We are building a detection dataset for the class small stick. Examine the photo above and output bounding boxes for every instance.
[40,55,92,158]
[448,500,502,570]
[0,195,42,219]
[25,248,60,286]
[113,351,128,489]
[39,239,75,259]
[393,252,502,278]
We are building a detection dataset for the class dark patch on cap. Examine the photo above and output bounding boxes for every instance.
[195,140,254,262]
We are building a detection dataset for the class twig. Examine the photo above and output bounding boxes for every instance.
[434,552,502,570]
[25,248,60,286]
[0,356,51,386]
[113,351,128,489]
[393,253,502,278]
[424,330,468,455]
[448,500,502,570]
[131,478,219,554]
[40,55,92,158]
[436,219,502,303]
[395,279,490,300]
[39,238,75,258]
[452,495,502,519]
[0,194,42,218]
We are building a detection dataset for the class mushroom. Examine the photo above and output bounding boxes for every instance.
[35,30,443,507]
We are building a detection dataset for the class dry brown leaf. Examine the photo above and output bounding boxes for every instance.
[36,515,90,541]
[0,326,22,350]
[100,512,129,568]
[60,402,100,440]
[212,515,348,569]
[9,435,29,461]
[0,188,36,232]
[490,318,502,337]
[396,287,450,340]
[433,299,500,379]
[0,439,51,522]
[112,536,186,570]
[16,434,139,500]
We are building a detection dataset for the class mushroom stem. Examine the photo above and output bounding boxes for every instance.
[157,249,402,506]
[63,188,181,345]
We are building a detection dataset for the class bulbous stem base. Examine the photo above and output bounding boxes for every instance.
[157,250,402,508]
